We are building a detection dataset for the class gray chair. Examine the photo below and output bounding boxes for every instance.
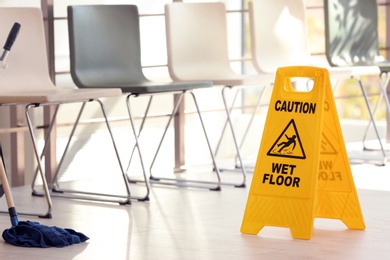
[0,7,132,217]
[324,0,390,164]
[67,5,222,191]
[325,0,390,69]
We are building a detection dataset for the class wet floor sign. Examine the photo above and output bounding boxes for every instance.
[240,66,365,240]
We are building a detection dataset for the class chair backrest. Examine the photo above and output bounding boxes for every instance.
[249,0,312,74]
[165,2,235,81]
[0,8,54,91]
[67,5,148,88]
[324,0,384,66]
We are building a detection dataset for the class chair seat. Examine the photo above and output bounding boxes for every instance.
[211,74,275,87]
[0,88,122,104]
[346,66,381,77]
[171,73,275,87]
[378,62,390,73]
[107,80,212,95]
[316,59,381,79]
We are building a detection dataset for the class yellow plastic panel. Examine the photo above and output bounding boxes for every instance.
[240,66,365,240]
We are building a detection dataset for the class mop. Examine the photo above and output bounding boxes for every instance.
[0,22,89,248]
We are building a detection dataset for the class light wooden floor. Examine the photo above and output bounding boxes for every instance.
[0,161,390,260]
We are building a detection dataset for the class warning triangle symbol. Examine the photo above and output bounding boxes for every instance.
[267,119,306,159]
[320,133,337,154]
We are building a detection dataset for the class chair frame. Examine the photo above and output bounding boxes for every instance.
[67,4,223,191]
[0,8,137,220]
[30,101,140,204]
[249,0,390,165]
[127,91,222,191]
[165,2,276,187]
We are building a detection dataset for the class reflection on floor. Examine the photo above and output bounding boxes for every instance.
[1,126,390,259]
[0,159,389,259]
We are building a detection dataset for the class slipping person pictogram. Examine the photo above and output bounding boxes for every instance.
[277,134,296,152]
[267,119,305,159]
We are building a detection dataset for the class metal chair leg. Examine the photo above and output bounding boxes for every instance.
[51,102,86,189]
[24,104,53,218]
[362,91,383,150]
[362,73,390,155]
[212,84,270,186]
[355,77,387,165]
[234,85,268,169]
[190,91,222,188]
[0,104,53,219]
[129,92,222,190]
[214,88,240,158]
[148,93,184,179]
[31,104,60,191]
[221,86,247,187]
[32,100,145,204]
[53,99,147,203]
[126,96,153,174]
[124,94,151,198]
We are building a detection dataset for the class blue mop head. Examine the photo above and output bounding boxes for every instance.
[2,220,89,248]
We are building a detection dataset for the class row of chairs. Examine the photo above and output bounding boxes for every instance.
[170,0,390,168]
[250,0,390,164]
[1,0,389,218]
[324,0,390,162]
[165,0,390,168]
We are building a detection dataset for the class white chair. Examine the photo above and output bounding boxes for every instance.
[165,2,275,187]
[0,7,134,217]
[249,0,390,165]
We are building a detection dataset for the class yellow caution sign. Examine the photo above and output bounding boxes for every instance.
[240,66,365,240]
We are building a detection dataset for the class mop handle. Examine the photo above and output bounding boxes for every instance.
[0,24,21,227]
[0,22,21,209]
[0,156,18,226]
[1,23,21,63]
[0,157,15,209]
[3,22,21,51]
